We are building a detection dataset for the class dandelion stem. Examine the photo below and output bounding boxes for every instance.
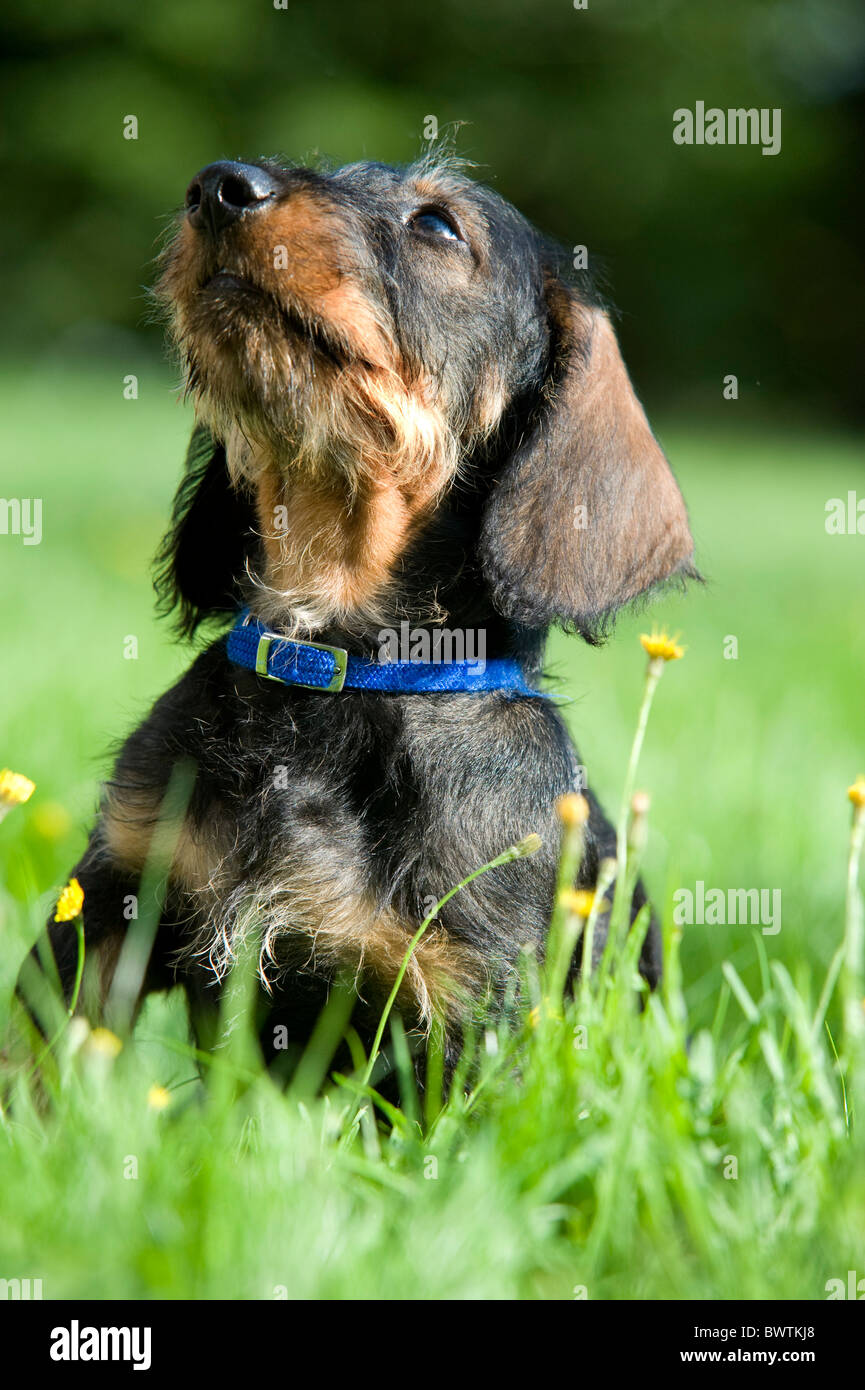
[610,659,663,943]
[67,914,86,1018]
[580,856,616,1007]
[842,798,865,1055]
[359,834,542,1094]
[24,910,86,1084]
[545,798,588,1003]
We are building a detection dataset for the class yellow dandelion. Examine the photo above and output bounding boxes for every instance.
[529,998,562,1027]
[54,877,84,922]
[559,888,607,918]
[557,793,590,828]
[848,776,865,809]
[147,1084,172,1111]
[640,628,685,663]
[88,1028,123,1059]
[0,769,35,815]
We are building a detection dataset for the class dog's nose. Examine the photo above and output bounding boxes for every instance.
[185,161,280,235]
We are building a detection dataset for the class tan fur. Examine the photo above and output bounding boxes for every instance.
[250,467,417,630]
[227,429,453,631]
[186,857,488,1032]
[245,192,394,365]
[103,786,485,1031]
[474,369,508,434]
[103,787,231,898]
[159,196,393,369]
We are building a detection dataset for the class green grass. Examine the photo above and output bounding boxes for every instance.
[1,364,864,1300]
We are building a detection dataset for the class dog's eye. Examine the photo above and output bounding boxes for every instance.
[406,206,463,242]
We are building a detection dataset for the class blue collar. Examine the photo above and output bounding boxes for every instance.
[226,612,547,697]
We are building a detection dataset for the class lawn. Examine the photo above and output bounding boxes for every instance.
[1,363,863,1300]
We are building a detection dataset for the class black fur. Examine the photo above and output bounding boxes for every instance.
[153,427,258,636]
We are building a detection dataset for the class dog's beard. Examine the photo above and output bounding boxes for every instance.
[171,298,324,456]
[172,309,464,506]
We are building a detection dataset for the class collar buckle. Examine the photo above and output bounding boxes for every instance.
[254,632,348,693]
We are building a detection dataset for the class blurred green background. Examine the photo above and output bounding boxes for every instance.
[2,0,864,418]
[1,0,863,1020]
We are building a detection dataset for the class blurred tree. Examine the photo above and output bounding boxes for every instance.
[1,0,863,419]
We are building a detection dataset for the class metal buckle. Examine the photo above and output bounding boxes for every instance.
[254,633,348,693]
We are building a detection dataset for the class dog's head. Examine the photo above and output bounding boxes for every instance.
[156,154,695,639]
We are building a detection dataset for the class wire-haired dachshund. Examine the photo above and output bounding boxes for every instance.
[19,152,695,1086]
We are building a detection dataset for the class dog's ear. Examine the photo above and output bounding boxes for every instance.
[479,279,696,640]
[153,425,259,637]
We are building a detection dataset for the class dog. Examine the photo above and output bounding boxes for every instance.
[17,152,695,1088]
